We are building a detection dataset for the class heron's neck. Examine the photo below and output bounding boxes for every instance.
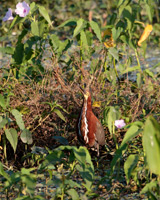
[84,95,92,112]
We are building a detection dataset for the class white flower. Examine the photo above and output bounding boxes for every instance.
[115,119,126,129]
[15,1,30,17]
[3,8,14,21]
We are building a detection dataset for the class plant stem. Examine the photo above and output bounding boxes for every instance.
[113,57,119,81]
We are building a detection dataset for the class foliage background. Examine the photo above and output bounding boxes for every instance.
[0,0,160,199]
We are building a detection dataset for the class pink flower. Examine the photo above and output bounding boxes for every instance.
[3,8,14,21]
[115,119,126,129]
[15,1,30,17]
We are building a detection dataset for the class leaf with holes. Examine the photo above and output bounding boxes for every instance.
[5,128,18,153]
[20,129,33,144]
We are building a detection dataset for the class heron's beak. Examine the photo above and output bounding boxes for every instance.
[79,86,90,99]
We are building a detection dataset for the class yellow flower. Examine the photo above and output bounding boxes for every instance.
[92,101,101,108]
[102,29,115,48]
[138,24,153,46]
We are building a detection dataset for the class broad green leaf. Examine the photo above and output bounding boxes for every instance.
[12,43,24,64]
[124,154,139,184]
[38,5,52,25]
[73,146,88,166]
[30,2,37,13]
[140,180,158,194]
[108,47,119,61]
[143,116,160,175]
[0,94,6,109]
[120,125,141,148]
[118,0,130,17]
[11,109,25,130]
[5,128,18,153]
[31,21,39,36]
[146,4,153,23]
[50,34,60,50]
[112,27,122,41]
[0,47,14,55]
[90,20,102,42]
[53,109,66,122]
[0,117,8,129]
[20,129,33,144]
[107,106,120,134]
[123,6,133,30]
[40,150,64,169]
[73,18,86,38]
[65,179,81,188]
[57,39,70,55]
[67,188,79,200]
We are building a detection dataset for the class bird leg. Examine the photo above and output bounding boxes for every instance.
[96,143,100,157]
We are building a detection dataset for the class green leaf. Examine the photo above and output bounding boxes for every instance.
[122,65,141,74]
[146,4,153,23]
[11,109,25,130]
[107,106,120,134]
[0,94,6,109]
[20,129,33,144]
[137,73,142,88]
[0,117,8,129]
[124,154,139,184]
[112,27,122,41]
[21,168,36,196]
[50,34,60,50]
[58,19,77,28]
[0,162,10,181]
[12,43,24,65]
[53,109,66,122]
[10,15,24,30]
[67,188,79,200]
[5,128,18,153]
[108,47,119,61]
[120,125,141,148]
[140,180,158,194]
[143,116,160,175]
[38,5,52,26]
[31,21,39,36]
[90,20,102,42]
[118,0,130,17]
[0,47,14,55]
[80,30,89,52]
[111,143,127,172]
[65,179,81,188]
[73,18,86,38]
[144,69,156,80]
[57,39,70,55]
